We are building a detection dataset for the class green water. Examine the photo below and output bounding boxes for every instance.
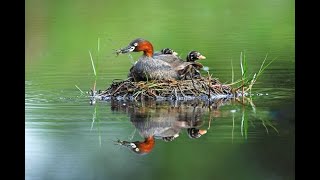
[25,0,295,179]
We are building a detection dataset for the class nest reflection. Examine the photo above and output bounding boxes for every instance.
[112,99,232,154]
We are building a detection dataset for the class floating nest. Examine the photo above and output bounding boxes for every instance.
[92,76,242,102]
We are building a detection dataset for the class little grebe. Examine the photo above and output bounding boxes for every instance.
[117,38,198,81]
[187,128,207,138]
[186,51,206,62]
[184,51,207,78]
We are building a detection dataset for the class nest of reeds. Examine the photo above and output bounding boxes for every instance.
[93,76,241,101]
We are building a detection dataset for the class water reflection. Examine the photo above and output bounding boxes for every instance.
[110,98,237,154]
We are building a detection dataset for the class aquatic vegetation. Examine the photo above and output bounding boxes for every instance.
[233,52,277,95]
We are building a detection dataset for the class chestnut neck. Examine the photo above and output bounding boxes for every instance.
[138,41,154,57]
[137,136,155,153]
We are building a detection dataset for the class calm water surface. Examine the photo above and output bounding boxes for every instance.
[26,0,294,179]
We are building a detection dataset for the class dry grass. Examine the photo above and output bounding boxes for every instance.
[93,76,240,101]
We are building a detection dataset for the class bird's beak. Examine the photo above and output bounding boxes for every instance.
[198,129,207,135]
[114,139,135,148]
[197,55,206,60]
[116,45,135,55]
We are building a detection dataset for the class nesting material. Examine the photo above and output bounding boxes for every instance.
[93,76,241,101]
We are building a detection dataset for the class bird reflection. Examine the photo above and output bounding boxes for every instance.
[111,99,231,154]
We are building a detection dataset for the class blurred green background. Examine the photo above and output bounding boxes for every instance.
[26,0,294,90]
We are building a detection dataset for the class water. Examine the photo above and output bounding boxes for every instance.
[26,0,295,179]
